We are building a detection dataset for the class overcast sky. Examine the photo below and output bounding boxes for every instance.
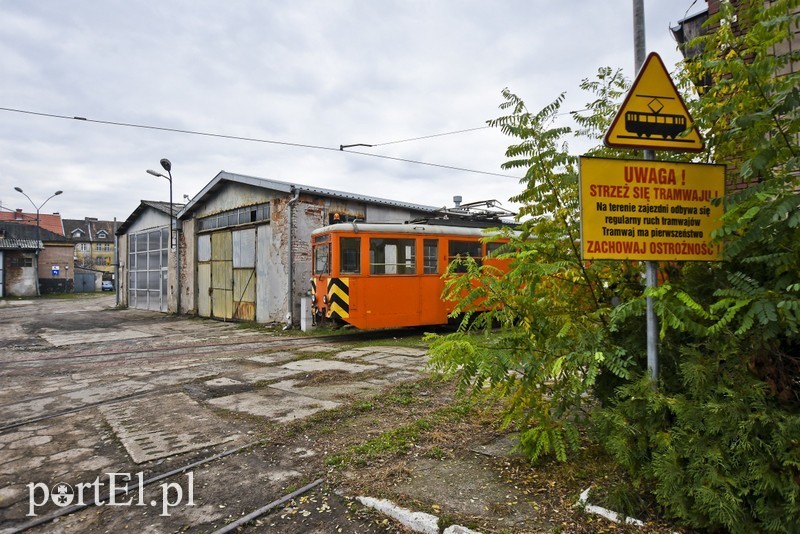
[0,1,704,222]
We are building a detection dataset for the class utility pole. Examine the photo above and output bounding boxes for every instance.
[633,0,659,382]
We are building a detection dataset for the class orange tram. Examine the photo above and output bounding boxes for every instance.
[310,216,513,329]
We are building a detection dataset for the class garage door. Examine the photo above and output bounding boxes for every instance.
[128,227,168,312]
[197,228,257,321]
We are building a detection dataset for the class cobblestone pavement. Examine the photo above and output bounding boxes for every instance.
[0,295,431,533]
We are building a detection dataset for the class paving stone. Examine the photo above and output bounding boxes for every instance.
[9,435,51,449]
[334,347,377,360]
[146,367,220,386]
[295,344,342,353]
[208,389,339,423]
[39,327,153,347]
[362,354,427,370]
[280,358,378,374]
[239,367,300,384]
[204,377,243,387]
[100,393,240,464]
[268,379,383,401]
[246,351,301,364]
[63,380,155,405]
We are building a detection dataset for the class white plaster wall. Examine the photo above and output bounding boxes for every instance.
[256,223,286,323]
[365,205,428,223]
[179,218,195,314]
[125,208,171,234]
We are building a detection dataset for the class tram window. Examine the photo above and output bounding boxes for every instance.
[423,239,438,274]
[313,242,330,275]
[448,240,482,273]
[340,237,361,274]
[370,238,416,275]
[486,242,504,257]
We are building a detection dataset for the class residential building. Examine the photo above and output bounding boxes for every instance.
[0,208,64,235]
[63,217,120,273]
[0,221,74,296]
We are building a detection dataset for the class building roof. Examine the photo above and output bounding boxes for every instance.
[0,221,71,249]
[115,200,186,236]
[0,209,64,235]
[0,238,41,251]
[63,217,120,242]
[177,171,439,219]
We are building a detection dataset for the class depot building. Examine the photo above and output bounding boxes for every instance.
[116,171,435,325]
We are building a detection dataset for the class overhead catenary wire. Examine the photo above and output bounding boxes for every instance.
[0,106,521,180]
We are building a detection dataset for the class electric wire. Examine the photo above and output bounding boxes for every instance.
[0,106,520,179]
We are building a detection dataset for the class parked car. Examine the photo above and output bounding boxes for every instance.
[101,281,114,291]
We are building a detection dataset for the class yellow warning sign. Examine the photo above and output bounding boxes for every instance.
[579,156,724,261]
[604,52,704,152]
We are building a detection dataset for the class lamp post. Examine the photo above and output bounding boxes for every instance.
[13,187,63,296]
[146,158,180,314]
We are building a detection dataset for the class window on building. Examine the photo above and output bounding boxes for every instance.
[96,243,103,251]
[370,238,416,275]
[10,256,33,267]
[423,239,438,274]
[339,238,361,274]
[198,202,270,232]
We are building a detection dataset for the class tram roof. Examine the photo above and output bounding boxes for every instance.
[312,221,515,237]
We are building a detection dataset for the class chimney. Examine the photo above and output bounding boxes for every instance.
[15,208,23,220]
[453,195,462,208]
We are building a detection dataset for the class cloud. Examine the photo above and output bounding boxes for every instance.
[0,0,696,221]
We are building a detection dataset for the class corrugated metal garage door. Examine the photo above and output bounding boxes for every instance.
[197,228,257,321]
[232,228,256,321]
[211,231,233,320]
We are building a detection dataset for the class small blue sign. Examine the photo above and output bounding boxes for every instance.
[52,265,60,276]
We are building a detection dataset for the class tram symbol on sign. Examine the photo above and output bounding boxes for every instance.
[624,95,686,140]
[604,52,704,152]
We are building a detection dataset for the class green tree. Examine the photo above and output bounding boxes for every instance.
[429,0,800,530]
[427,79,642,462]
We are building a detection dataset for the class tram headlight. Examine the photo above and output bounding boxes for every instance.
[311,293,316,304]
[322,295,328,304]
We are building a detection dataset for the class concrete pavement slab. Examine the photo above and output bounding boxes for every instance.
[99,393,241,463]
[208,389,340,423]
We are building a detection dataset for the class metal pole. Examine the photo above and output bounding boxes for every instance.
[114,217,119,307]
[165,167,181,315]
[633,0,658,382]
[35,207,41,296]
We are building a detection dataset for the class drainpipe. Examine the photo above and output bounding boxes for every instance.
[285,187,300,329]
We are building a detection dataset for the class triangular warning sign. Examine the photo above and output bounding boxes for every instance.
[604,52,704,152]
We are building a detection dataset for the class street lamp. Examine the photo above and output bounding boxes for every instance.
[13,187,63,296]
[146,158,180,314]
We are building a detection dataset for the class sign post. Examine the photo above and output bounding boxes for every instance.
[596,1,709,383]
